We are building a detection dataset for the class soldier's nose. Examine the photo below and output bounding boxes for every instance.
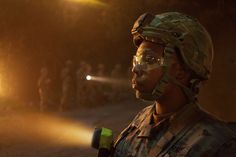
[132,64,143,76]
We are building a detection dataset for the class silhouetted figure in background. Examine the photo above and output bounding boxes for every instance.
[38,67,51,112]
[59,60,76,111]
[94,63,107,105]
[110,63,123,101]
[76,61,87,108]
[83,63,96,107]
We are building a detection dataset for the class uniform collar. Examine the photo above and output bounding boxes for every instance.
[136,104,171,138]
[135,101,200,138]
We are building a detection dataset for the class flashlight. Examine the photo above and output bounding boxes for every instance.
[91,127,113,157]
[86,75,92,80]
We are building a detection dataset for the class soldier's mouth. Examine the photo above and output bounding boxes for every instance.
[132,76,147,91]
[132,80,139,89]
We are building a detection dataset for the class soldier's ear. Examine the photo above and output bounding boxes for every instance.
[174,63,191,85]
[171,49,191,85]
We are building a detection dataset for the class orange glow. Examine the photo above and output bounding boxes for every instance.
[0,74,9,97]
[0,75,3,95]
[66,0,107,7]
[0,112,93,147]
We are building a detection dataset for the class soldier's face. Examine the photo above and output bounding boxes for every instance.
[132,41,164,98]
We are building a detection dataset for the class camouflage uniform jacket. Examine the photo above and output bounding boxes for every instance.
[112,102,236,157]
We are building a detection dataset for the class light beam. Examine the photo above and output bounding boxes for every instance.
[85,75,129,86]
[0,112,93,147]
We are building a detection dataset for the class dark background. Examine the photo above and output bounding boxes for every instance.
[0,0,235,120]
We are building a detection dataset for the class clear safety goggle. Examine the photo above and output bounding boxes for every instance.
[132,49,164,70]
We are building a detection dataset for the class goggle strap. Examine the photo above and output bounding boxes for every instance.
[152,70,169,98]
[151,45,174,98]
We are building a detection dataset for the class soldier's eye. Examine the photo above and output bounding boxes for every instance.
[144,55,157,64]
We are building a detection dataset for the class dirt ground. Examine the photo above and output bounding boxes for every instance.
[0,99,148,157]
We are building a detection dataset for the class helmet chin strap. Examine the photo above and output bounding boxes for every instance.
[138,44,196,102]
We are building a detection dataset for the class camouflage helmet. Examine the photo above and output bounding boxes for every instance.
[131,12,214,80]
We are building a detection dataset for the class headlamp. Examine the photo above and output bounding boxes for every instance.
[86,75,92,80]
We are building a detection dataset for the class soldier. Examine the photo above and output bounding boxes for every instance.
[110,63,123,101]
[82,62,97,107]
[97,63,105,77]
[111,63,122,78]
[76,61,86,107]
[95,63,107,105]
[38,67,51,112]
[59,60,76,111]
[112,12,236,157]
[124,65,135,100]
